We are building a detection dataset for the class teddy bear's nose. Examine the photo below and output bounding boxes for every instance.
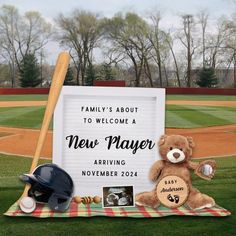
[173,152,180,159]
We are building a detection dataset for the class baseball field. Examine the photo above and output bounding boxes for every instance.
[0,94,236,236]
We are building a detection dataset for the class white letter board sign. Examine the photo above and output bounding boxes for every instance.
[53,86,165,206]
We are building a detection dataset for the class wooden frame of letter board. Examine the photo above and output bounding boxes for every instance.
[53,86,165,197]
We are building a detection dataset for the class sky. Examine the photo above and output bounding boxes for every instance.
[0,0,235,63]
[0,0,235,19]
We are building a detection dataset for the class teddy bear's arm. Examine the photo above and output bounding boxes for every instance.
[149,160,165,182]
[188,161,199,170]
[188,160,216,181]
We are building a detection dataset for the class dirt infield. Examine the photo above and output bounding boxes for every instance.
[0,101,47,107]
[0,124,236,159]
[1,100,236,107]
[167,124,236,158]
[0,126,52,159]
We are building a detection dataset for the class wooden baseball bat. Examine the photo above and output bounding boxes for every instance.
[20,52,70,199]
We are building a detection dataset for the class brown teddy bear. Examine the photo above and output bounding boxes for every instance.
[135,134,216,210]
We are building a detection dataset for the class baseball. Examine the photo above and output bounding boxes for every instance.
[202,164,213,176]
[19,196,36,213]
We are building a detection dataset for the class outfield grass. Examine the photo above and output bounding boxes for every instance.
[0,104,235,129]
[0,94,235,102]
[0,95,48,101]
[0,94,235,129]
[0,106,52,129]
[0,154,235,236]
[166,105,236,128]
[167,95,236,101]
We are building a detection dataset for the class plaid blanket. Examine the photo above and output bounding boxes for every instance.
[4,201,231,218]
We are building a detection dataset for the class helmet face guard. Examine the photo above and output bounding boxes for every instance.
[28,182,53,203]
[27,183,72,212]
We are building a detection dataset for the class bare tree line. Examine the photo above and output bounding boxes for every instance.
[0,4,236,88]
[0,5,52,87]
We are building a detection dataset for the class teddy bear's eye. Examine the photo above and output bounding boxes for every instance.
[180,148,183,151]
[170,147,173,150]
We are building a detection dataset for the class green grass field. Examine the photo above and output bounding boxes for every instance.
[0,94,48,101]
[166,95,236,101]
[0,94,235,129]
[0,154,235,236]
[166,105,236,128]
[0,94,235,101]
[0,106,46,129]
[0,104,236,129]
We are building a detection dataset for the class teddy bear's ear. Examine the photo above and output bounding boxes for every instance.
[186,136,195,148]
[158,135,168,146]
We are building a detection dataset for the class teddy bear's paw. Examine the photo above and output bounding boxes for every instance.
[187,194,215,210]
[135,201,146,207]
[193,202,215,211]
[195,160,216,180]
[135,192,160,209]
